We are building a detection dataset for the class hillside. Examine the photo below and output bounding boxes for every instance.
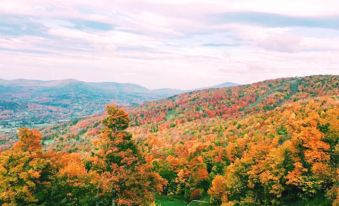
[128,75,338,127]
[37,75,338,149]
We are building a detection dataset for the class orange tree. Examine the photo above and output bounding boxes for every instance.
[0,128,53,205]
[209,97,338,205]
[88,104,166,206]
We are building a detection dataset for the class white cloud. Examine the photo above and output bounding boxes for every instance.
[0,0,338,89]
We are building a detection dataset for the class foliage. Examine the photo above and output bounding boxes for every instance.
[0,106,166,205]
[0,129,53,205]
[1,75,338,205]
[208,98,338,205]
[89,104,166,205]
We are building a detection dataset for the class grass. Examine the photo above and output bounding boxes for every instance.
[155,196,186,206]
[288,195,331,206]
[155,195,331,206]
[155,196,210,206]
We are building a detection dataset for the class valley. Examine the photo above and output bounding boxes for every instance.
[0,79,184,141]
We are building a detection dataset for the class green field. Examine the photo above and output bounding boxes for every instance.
[155,196,209,206]
[155,195,331,206]
[156,196,186,206]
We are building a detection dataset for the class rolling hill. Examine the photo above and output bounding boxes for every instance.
[37,75,338,149]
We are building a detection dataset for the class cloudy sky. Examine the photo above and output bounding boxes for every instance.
[0,0,338,89]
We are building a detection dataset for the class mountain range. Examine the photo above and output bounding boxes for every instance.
[0,79,179,129]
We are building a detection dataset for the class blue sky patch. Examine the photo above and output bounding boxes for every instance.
[213,12,339,30]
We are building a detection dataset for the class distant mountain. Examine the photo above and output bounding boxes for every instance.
[0,79,183,129]
[211,82,239,88]
[198,81,239,90]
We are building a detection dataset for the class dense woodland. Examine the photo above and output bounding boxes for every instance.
[0,105,165,205]
[0,75,338,205]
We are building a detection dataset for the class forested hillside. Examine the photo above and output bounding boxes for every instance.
[128,75,338,127]
[0,75,338,205]
[41,75,338,150]
[0,105,165,205]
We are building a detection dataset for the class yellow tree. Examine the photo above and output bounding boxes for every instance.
[0,128,53,205]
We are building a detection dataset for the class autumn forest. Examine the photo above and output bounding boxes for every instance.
[0,75,338,206]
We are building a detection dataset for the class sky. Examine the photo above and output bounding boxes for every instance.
[0,0,339,89]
